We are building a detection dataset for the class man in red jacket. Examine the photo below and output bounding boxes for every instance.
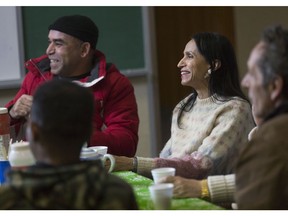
[5,15,139,157]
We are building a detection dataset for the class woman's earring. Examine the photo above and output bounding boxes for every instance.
[204,69,212,79]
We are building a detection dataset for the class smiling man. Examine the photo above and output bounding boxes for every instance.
[235,25,288,209]
[5,15,139,157]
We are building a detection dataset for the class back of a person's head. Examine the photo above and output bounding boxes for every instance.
[192,32,247,101]
[31,79,94,145]
[260,25,288,98]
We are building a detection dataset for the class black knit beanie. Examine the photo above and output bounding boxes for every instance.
[48,15,99,49]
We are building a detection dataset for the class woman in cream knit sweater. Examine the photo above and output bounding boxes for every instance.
[159,106,261,207]
[112,32,255,180]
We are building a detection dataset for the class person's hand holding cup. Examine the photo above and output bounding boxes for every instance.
[151,167,176,184]
[149,167,175,209]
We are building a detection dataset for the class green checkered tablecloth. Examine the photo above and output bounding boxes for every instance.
[114,171,224,210]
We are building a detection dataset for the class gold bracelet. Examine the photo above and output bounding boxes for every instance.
[201,179,210,199]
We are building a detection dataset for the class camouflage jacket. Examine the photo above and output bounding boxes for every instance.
[0,160,138,210]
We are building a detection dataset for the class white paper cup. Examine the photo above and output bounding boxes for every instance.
[151,167,176,184]
[149,183,174,210]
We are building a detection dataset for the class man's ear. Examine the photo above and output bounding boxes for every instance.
[270,76,284,101]
[80,42,91,58]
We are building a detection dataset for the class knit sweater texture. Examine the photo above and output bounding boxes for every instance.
[137,94,255,179]
[206,125,259,205]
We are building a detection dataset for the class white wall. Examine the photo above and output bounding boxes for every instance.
[130,77,151,157]
[0,7,25,89]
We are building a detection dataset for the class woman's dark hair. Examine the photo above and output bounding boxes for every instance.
[177,32,249,126]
